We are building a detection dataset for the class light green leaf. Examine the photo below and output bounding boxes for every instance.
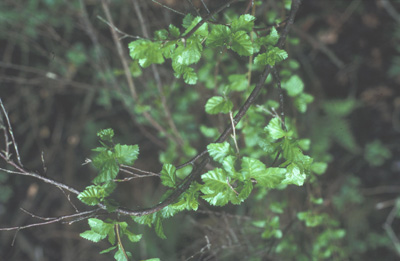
[155,215,166,239]
[173,38,202,65]
[256,27,279,47]
[265,118,286,139]
[154,29,168,40]
[160,163,177,188]
[284,75,304,96]
[205,96,233,114]
[183,66,198,85]
[80,230,104,242]
[100,246,117,254]
[169,24,180,38]
[231,14,255,33]
[183,16,208,37]
[114,144,139,165]
[182,13,194,29]
[228,74,248,91]
[231,31,253,56]
[125,230,142,243]
[206,25,231,48]
[282,163,307,186]
[207,142,232,163]
[222,155,238,176]
[97,128,114,142]
[114,246,130,261]
[77,185,102,206]
[294,93,314,113]
[254,47,288,66]
[129,40,164,68]
[311,162,328,175]
[92,150,119,184]
[241,157,266,180]
[253,167,286,188]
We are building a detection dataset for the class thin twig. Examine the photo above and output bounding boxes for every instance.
[0,209,99,232]
[97,15,144,40]
[272,67,287,131]
[151,0,186,16]
[0,98,23,167]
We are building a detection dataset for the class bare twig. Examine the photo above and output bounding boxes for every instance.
[97,15,144,40]
[0,98,23,167]
[151,0,185,16]
[0,209,99,232]
[272,67,287,131]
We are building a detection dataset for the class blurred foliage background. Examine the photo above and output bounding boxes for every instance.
[0,0,400,260]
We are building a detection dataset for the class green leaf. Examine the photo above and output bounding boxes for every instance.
[265,118,286,139]
[97,128,114,142]
[241,157,266,180]
[172,38,202,65]
[80,230,105,243]
[100,245,117,254]
[78,185,102,206]
[206,25,231,48]
[125,230,142,243]
[183,16,208,37]
[231,14,255,33]
[132,214,154,227]
[311,162,328,175]
[160,163,177,188]
[364,140,392,167]
[154,29,168,40]
[129,40,164,68]
[297,211,330,227]
[155,215,166,239]
[231,31,253,56]
[183,66,198,85]
[114,246,131,261]
[92,150,119,184]
[169,24,180,38]
[201,168,231,206]
[282,163,307,186]
[322,99,358,117]
[182,13,194,29]
[172,182,201,211]
[228,74,248,91]
[80,218,113,243]
[294,93,314,113]
[207,142,232,163]
[254,47,288,66]
[222,155,238,177]
[283,75,304,96]
[256,27,279,47]
[253,167,286,188]
[205,96,233,114]
[114,144,139,165]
